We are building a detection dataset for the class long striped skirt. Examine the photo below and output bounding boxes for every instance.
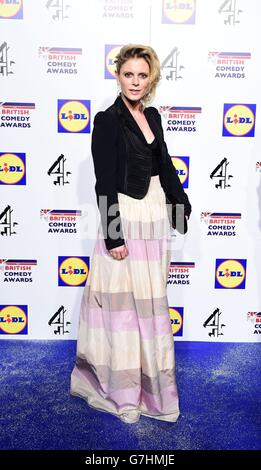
[70,175,180,423]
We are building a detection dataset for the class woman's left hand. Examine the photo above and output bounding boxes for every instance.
[109,244,129,260]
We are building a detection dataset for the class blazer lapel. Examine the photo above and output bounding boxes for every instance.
[145,108,163,145]
[114,95,163,147]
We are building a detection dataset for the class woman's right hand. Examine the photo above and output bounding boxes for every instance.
[108,244,129,260]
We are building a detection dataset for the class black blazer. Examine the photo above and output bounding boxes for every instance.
[91,94,191,250]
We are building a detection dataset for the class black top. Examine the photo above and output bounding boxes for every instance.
[147,136,161,176]
[91,94,192,250]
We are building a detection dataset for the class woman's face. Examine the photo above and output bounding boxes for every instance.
[116,57,150,103]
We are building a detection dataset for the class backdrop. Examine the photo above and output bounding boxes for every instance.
[1,0,260,342]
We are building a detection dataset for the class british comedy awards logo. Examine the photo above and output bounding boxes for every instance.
[39,47,82,74]
[168,262,195,286]
[102,1,133,19]
[0,102,35,128]
[159,105,201,133]
[208,51,251,79]
[0,259,37,284]
[40,209,81,234]
[201,212,241,237]
[247,311,261,336]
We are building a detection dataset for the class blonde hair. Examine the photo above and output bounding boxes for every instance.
[114,43,161,109]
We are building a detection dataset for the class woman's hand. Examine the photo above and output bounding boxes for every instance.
[109,244,129,260]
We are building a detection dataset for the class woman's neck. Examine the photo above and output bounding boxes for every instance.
[120,92,143,115]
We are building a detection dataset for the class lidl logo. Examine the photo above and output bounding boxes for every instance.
[162,0,196,24]
[105,44,122,79]
[171,156,189,188]
[169,307,183,336]
[215,259,247,289]
[0,153,26,185]
[223,104,256,137]
[58,100,90,133]
[0,0,23,19]
[58,256,89,286]
[0,305,28,335]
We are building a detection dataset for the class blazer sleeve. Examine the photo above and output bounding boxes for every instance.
[91,111,125,250]
[151,107,192,218]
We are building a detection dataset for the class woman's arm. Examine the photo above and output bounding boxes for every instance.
[151,107,192,218]
[91,111,125,250]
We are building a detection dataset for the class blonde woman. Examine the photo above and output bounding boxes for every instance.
[71,44,191,423]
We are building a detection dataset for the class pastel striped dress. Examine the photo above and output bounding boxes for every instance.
[70,137,180,424]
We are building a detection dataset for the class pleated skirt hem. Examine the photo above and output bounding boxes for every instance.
[70,390,180,424]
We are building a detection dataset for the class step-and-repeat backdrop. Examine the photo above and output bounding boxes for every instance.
[1,0,260,342]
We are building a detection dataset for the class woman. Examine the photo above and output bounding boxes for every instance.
[70,44,191,423]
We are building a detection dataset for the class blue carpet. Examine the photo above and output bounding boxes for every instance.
[0,340,260,450]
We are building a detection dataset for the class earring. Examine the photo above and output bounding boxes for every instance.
[116,82,121,95]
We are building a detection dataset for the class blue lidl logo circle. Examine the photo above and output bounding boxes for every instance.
[0,305,27,335]
[0,153,26,185]
[223,104,256,137]
[58,256,89,286]
[58,100,90,133]
[162,0,196,24]
[105,45,122,79]
[0,0,23,19]
[169,307,183,336]
[215,259,247,289]
[172,156,189,187]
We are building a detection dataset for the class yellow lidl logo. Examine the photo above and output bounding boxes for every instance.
[105,44,122,79]
[58,99,90,133]
[169,307,183,336]
[171,156,189,187]
[0,305,27,334]
[162,0,196,24]
[215,259,247,289]
[223,104,256,137]
[0,153,26,185]
[58,256,89,286]
[0,0,23,19]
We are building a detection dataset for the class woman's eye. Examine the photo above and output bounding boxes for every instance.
[124,73,147,78]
